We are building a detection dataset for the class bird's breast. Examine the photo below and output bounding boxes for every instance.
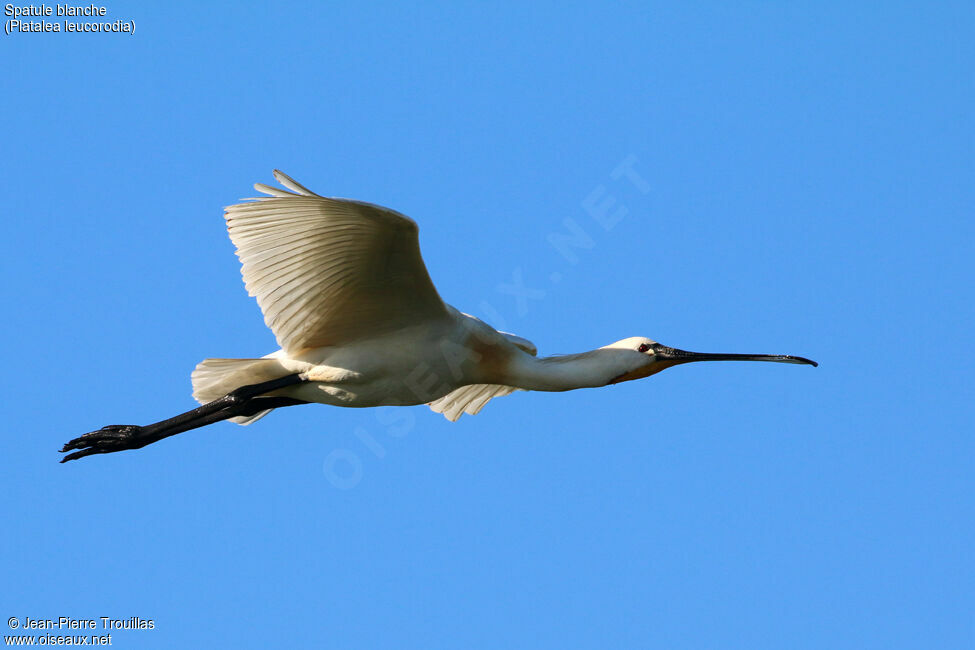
[283,325,490,408]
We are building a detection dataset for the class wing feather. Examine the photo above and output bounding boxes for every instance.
[225,172,449,352]
[429,384,520,422]
[272,169,317,195]
[427,331,537,421]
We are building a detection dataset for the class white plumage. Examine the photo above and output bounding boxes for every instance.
[61,170,815,462]
[194,171,541,421]
[188,170,815,423]
[226,175,447,353]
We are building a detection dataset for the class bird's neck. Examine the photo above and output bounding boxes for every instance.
[505,350,640,392]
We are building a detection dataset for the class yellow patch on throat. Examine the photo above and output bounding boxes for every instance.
[609,359,681,384]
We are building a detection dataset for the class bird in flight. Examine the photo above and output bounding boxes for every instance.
[60,171,816,462]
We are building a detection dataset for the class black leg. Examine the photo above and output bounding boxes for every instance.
[59,374,308,463]
[235,396,309,416]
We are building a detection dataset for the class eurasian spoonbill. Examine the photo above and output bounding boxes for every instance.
[60,170,816,462]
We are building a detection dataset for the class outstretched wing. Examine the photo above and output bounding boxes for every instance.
[225,170,449,353]
[429,384,520,421]
[428,332,537,421]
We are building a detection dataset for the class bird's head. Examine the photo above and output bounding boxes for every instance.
[604,336,817,384]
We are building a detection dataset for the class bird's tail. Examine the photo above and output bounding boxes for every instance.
[191,357,290,425]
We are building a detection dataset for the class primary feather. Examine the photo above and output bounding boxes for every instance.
[224,171,449,353]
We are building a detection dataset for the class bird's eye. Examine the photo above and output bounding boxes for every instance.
[638,343,651,353]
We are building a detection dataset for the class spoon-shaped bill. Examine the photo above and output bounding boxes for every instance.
[652,344,818,367]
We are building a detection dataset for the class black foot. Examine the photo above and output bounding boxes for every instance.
[60,425,150,463]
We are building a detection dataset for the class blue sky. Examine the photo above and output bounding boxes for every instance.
[3,2,972,648]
